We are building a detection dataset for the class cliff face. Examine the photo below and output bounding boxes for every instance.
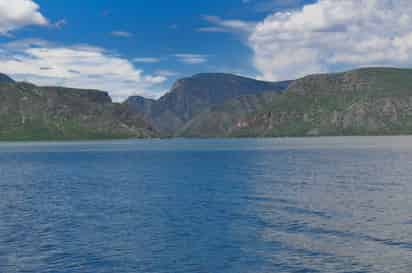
[126,73,291,134]
[4,67,412,140]
[125,96,156,117]
[178,92,277,137]
[180,68,412,137]
[0,81,156,140]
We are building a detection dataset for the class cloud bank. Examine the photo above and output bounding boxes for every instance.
[206,0,412,81]
[250,0,412,80]
[0,40,166,101]
[0,0,48,34]
[0,1,165,101]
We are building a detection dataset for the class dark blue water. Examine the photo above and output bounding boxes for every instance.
[1,137,412,273]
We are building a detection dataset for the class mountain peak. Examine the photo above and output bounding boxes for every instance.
[190,72,245,79]
[127,73,291,133]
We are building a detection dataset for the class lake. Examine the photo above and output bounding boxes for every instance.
[1,137,412,273]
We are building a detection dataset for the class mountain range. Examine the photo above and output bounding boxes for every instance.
[1,67,412,140]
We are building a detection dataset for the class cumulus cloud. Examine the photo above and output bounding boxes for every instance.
[0,0,48,34]
[205,0,412,81]
[174,54,208,64]
[249,0,412,80]
[0,39,167,101]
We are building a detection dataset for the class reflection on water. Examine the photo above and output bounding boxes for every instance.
[1,137,412,273]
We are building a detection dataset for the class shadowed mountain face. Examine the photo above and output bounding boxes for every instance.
[178,92,278,137]
[0,80,156,140]
[0,74,15,84]
[180,68,412,137]
[126,73,291,134]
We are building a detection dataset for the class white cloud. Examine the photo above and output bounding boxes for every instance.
[0,39,167,101]
[133,57,161,63]
[197,27,228,33]
[110,31,133,38]
[174,54,208,64]
[201,15,256,33]
[205,0,412,81]
[155,70,179,77]
[248,0,412,81]
[0,0,48,34]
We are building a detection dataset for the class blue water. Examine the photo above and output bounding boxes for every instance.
[1,137,412,273]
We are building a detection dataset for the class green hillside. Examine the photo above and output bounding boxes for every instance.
[180,68,412,137]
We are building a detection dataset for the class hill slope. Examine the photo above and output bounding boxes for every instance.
[126,73,291,133]
[179,92,277,137]
[0,73,15,84]
[180,68,412,137]
[0,80,156,140]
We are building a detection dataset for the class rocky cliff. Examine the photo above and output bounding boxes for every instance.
[3,67,412,140]
[180,68,412,137]
[0,77,156,140]
[126,73,291,134]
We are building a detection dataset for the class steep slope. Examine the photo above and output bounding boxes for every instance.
[180,68,412,137]
[179,92,277,137]
[0,73,15,84]
[0,80,156,140]
[125,95,156,117]
[126,73,291,133]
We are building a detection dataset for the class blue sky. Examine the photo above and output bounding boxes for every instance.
[1,0,412,101]
[32,0,255,76]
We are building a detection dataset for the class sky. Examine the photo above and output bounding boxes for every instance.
[1,0,412,101]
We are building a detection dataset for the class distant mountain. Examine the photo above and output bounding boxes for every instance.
[3,67,412,140]
[180,68,412,137]
[0,73,15,84]
[125,96,156,116]
[0,79,156,140]
[178,92,277,137]
[126,73,291,134]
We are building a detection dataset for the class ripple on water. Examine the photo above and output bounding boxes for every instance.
[1,137,412,273]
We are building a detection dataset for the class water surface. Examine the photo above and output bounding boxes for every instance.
[1,137,412,273]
